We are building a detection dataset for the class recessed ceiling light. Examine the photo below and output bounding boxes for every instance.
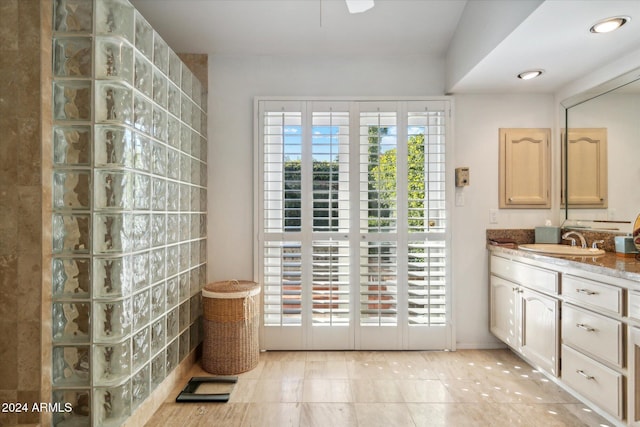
[517,70,543,80]
[590,16,630,33]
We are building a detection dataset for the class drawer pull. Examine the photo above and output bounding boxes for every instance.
[576,369,595,380]
[576,323,596,332]
[576,288,598,296]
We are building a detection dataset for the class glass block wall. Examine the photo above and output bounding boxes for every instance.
[51,1,207,425]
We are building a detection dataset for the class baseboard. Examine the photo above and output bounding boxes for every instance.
[455,341,507,350]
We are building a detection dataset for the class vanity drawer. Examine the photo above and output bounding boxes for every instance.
[562,304,623,368]
[491,255,558,294]
[562,274,623,315]
[562,344,624,420]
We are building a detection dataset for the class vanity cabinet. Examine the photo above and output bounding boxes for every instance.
[489,254,560,376]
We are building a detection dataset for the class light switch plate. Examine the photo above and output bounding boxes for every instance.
[455,167,470,187]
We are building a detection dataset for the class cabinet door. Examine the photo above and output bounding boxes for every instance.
[562,128,607,208]
[499,128,551,208]
[490,275,519,348]
[520,288,559,376]
[629,327,640,426]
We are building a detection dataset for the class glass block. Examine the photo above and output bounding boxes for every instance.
[132,252,149,292]
[151,282,165,320]
[149,249,165,284]
[93,382,131,427]
[179,215,190,242]
[190,322,200,351]
[192,102,201,134]
[151,352,165,389]
[132,290,150,331]
[166,308,179,342]
[168,49,181,85]
[52,214,90,254]
[198,264,207,288]
[180,153,191,182]
[94,170,131,210]
[189,267,200,300]
[93,299,131,342]
[167,181,179,211]
[166,245,179,277]
[179,129,191,159]
[133,215,150,251]
[181,66,192,99]
[190,186,200,212]
[133,174,150,210]
[52,345,90,387]
[200,135,208,161]
[179,184,190,212]
[54,0,93,32]
[134,11,153,60]
[53,37,92,77]
[151,214,166,247]
[165,337,179,374]
[94,81,133,125]
[152,106,167,141]
[150,317,164,354]
[53,81,91,121]
[192,78,202,108]
[54,125,91,165]
[151,178,166,211]
[93,339,130,386]
[190,160,200,186]
[153,33,168,74]
[95,0,134,42]
[166,148,180,180]
[166,215,179,245]
[151,141,167,176]
[93,213,132,254]
[52,389,90,427]
[95,36,133,82]
[132,327,149,370]
[179,330,189,361]
[93,256,131,299]
[53,302,90,343]
[167,116,181,150]
[191,132,201,163]
[134,53,152,98]
[190,240,199,266]
[199,239,206,263]
[201,110,208,136]
[199,187,207,212]
[166,277,179,310]
[181,93,192,128]
[94,125,134,167]
[134,133,151,171]
[179,275,189,305]
[132,364,149,409]
[167,82,181,119]
[190,214,199,240]
[133,94,153,135]
[153,68,167,108]
[53,170,91,210]
[53,257,91,299]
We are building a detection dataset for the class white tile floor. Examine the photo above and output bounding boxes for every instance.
[146,349,613,426]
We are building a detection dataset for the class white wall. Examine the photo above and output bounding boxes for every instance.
[207,53,558,348]
[453,93,556,348]
[207,53,445,280]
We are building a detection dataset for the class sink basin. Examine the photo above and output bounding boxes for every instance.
[518,244,605,257]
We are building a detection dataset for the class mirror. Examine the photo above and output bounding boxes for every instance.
[562,68,640,232]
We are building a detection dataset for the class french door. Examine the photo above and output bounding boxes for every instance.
[254,98,452,350]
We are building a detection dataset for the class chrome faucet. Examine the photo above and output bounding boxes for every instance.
[562,231,587,249]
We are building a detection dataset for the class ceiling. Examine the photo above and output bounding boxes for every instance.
[131,0,640,94]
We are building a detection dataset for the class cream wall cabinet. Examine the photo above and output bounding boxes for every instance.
[499,128,551,209]
[562,128,608,208]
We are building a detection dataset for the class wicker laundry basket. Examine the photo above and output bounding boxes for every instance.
[201,280,260,374]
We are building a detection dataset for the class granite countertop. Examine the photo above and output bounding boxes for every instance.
[488,244,640,283]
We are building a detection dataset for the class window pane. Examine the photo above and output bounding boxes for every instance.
[360,241,397,326]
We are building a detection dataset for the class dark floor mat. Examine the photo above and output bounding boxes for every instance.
[175,376,238,403]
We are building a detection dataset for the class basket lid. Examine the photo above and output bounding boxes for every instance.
[203,280,260,298]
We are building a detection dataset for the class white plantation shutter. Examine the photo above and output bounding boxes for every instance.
[256,98,452,350]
